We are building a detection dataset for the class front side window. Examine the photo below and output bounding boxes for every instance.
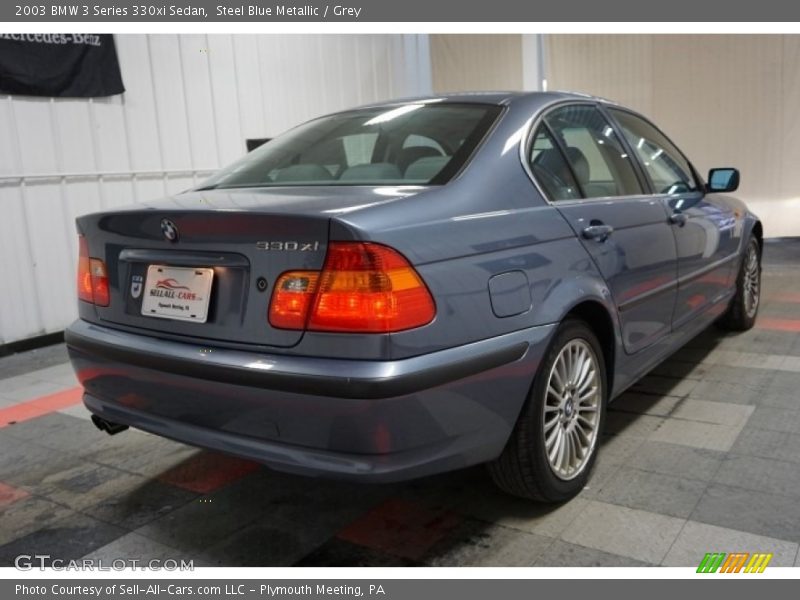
[200,103,501,189]
[609,108,699,195]
[543,105,644,198]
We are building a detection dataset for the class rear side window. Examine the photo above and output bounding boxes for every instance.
[528,126,581,201]
[543,105,644,198]
[200,103,501,189]
[609,108,699,194]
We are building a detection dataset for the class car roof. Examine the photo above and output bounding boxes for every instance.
[354,90,617,109]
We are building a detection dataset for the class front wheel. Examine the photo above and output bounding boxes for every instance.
[718,236,761,331]
[488,319,607,502]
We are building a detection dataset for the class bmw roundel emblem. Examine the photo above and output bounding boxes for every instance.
[161,218,179,242]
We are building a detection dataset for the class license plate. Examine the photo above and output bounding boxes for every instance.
[141,265,214,323]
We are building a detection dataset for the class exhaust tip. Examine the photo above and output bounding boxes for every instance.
[91,414,129,436]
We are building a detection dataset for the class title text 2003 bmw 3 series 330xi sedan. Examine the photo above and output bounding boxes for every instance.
[66,92,762,502]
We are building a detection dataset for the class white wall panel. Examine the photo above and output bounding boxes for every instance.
[52,100,95,173]
[12,99,60,173]
[149,36,194,171]
[91,98,131,173]
[0,100,19,176]
[177,35,221,170]
[0,188,41,342]
[232,35,267,141]
[134,177,168,206]
[103,179,136,210]
[0,33,430,344]
[23,182,74,332]
[205,35,244,166]
[116,35,162,172]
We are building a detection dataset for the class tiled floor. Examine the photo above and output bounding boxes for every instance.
[1,239,799,567]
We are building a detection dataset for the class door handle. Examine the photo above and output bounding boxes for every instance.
[581,224,614,242]
[669,212,689,226]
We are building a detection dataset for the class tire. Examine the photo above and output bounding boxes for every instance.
[718,236,761,331]
[488,319,607,502]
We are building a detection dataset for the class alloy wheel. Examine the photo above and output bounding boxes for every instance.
[743,242,760,318]
[542,339,602,481]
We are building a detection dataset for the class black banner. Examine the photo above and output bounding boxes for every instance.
[0,34,125,98]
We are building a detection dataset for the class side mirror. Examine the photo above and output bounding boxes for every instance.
[707,168,739,193]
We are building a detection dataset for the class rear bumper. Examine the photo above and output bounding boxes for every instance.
[66,319,530,400]
[66,319,555,482]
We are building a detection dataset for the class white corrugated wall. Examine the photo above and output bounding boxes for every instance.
[0,34,432,345]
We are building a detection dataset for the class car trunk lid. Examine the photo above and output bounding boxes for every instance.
[76,187,409,348]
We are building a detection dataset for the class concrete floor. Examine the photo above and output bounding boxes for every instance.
[1,239,799,567]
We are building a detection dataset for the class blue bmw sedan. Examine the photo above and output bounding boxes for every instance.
[66,92,762,502]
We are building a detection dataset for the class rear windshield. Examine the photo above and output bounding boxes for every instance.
[199,102,501,189]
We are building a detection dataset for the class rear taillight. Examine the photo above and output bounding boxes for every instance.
[78,237,93,304]
[269,271,320,330]
[77,235,110,307]
[268,242,435,333]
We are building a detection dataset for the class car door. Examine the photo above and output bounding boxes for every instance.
[528,104,678,354]
[606,108,740,329]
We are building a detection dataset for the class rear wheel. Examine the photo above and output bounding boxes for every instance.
[718,236,761,331]
[488,319,606,502]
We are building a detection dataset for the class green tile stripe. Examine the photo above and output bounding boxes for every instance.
[697,552,727,573]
